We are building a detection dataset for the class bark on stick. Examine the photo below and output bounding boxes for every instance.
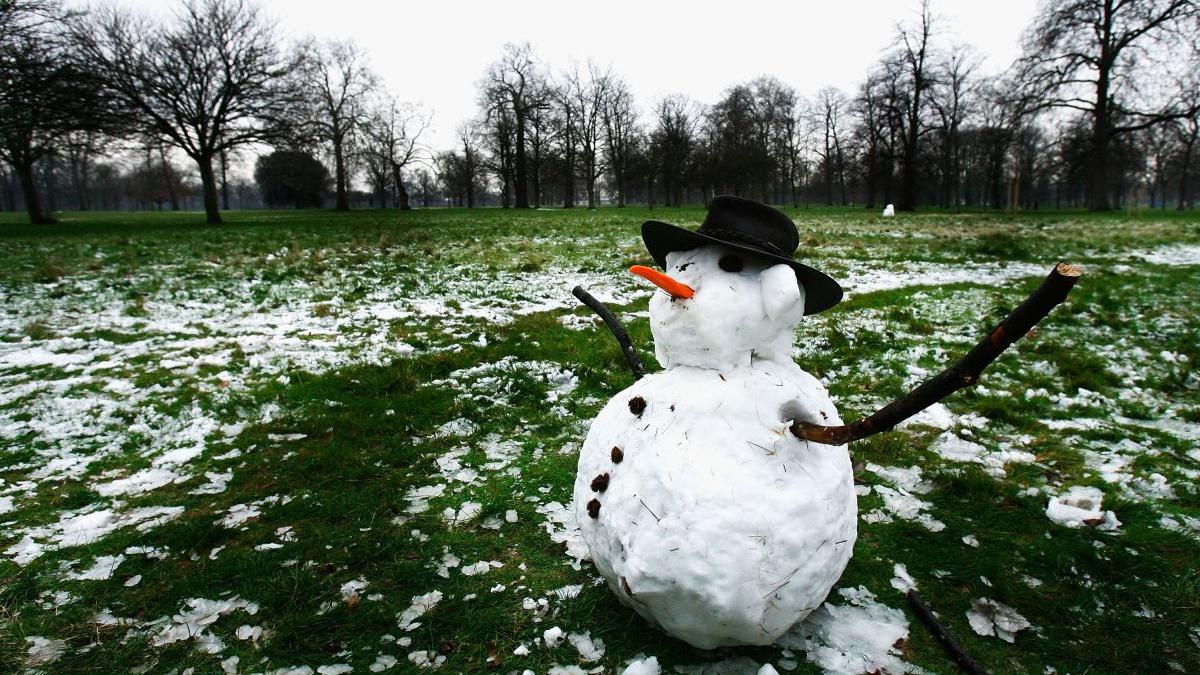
[793,262,1082,445]
[906,590,991,675]
[572,286,646,380]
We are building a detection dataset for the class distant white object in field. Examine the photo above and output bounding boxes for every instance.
[882,204,895,217]
[575,208,855,649]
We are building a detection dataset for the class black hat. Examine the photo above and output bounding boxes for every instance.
[641,195,843,315]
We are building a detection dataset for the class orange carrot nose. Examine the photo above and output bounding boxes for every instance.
[629,265,695,299]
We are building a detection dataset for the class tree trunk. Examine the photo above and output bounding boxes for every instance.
[586,163,597,209]
[391,163,412,210]
[80,157,91,211]
[220,149,231,210]
[158,144,180,211]
[0,168,14,211]
[1089,18,1114,211]
[333,134,349,210]
[514,105,530,208]
[1178,125,1197,210]
[197,154,222,224]
[563,107,575,208]
[16,160,54,224]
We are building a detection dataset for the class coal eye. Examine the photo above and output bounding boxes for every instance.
[718,254,744,273]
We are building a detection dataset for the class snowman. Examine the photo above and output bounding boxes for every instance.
[572,196,855,649]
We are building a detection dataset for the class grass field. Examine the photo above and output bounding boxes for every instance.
[0,206,1198,674]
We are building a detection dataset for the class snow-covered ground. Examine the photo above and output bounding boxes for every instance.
[2,217,1198,674]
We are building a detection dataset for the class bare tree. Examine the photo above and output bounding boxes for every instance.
[853,71,895,208]
[565,61,610,208]
[1017,0,1199,210]
[813,87,849,205]
[362,96,429,209]
[602,73,640,207]
[781,93,812,207]
[748,76,795,203]
[478,86,517,207]
[930,45,981,209]
[300,38,377,211]
[454,122,483,208]
[484,42,546,208]
[76,0,301,224]
[891,0,938,211]
[1176,104,1199,209]
[650,95,698,207]
[1,0,110,223]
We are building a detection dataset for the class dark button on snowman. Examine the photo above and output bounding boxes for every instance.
[573,196,854,649]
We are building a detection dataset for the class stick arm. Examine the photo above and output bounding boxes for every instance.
[572,285,647,380]
[793,263,1082,445]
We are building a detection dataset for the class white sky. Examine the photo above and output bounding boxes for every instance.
[114,0,1042,153]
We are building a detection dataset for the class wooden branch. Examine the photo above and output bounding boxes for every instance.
[793,262,1082,445]
[572,285,646,380]
[906,590,991,675]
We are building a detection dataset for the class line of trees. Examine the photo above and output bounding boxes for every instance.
[1,0,428,224]
[3,0,1199,223]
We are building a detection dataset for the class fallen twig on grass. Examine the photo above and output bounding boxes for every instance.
[792,262,1082,445]
[907,589,991,675]
[572,285,646,380]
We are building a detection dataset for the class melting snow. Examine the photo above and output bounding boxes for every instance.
[397,590,443,631]
[6,505,183,565]
[1046,486,1121,531]
[25,636,67,667]
[778,585,911,674]
[967,598,1032,643]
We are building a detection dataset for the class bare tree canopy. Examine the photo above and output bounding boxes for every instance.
[482,42,547,209]
[4,0,1200,218]
[297,37,377,211]
[1017,0,1200,210]
[0,0,112,223]
[74,0,301,223]
[361,96,430,210]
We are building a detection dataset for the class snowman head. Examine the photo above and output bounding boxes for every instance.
[633,245,808,370]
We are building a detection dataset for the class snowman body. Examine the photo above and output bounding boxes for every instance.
[573,246,856,649]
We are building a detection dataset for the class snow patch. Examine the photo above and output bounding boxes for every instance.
[778,585,912,674]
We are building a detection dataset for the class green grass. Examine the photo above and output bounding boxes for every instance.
[0,206,1199,674]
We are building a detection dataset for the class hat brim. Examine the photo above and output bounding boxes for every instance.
[641,219,843,315]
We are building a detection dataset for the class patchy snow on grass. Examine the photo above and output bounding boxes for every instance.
[460,560,504,576]
[1046,486,1122,531]
[5,504,184,565]
[931,431,1036,478]
[536,500,590,566]
[25,636,68,667]
[620,656,661,675]
[862,485,946,532]
[148,596,260,651]
[397,590,443,631]
[889,563,918,593]
[1129,244,1200,266]
[67,554,125,581]
[568,631,606,662]
[967,598,1032,643]
[865,463,932,494]
[778,585,912,675]
[897,402,955,430]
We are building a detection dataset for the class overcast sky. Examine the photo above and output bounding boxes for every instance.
[115,0,1042,154]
